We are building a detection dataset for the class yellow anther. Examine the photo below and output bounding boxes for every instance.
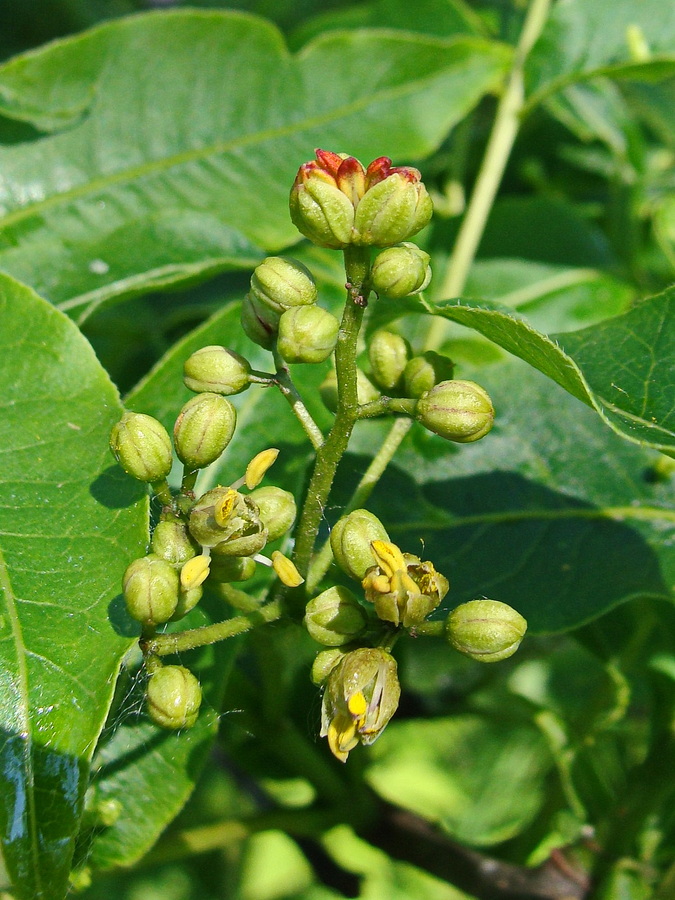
[347,691,367,718]
[271,551,304,587]
[327,718,358,763]
[180,554,211,590]
[214,488,238,526]
[245,448,280,490]
[370,540,407,578]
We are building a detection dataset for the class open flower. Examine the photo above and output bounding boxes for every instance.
[320,647,400,762]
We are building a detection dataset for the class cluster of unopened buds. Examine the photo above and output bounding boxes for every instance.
[107,148,527,758]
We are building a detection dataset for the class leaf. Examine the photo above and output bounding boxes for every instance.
[390,286,675,453]
[0,10,511,320]
[366,715,551,846]
[525,0,675,108]
[0,274,147,899]
[359,357,675,634]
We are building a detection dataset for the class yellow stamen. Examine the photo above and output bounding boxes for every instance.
[214,488,238,526]
[271,551,304,587]
[180,554,211,590]
[245,448,280,490]
[370,540,407,578]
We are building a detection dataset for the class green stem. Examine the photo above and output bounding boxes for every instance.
[356,397,417,419]
[150,478,173,507]
[307,417,413,592]
[290,246,371,584]
[428,0,552,349]
[143,598,282,657]
[272,350,325,450]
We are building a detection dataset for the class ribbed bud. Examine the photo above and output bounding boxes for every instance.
[319,367,380,414]
[304,586,368,646]
[446,599,527,662]
[370,242,431,298]
[277,306,340,364]
[151,519,198,567]
[368,330,411,392]
[110,412,172,483]
[183,345,251,396]
[403,351,455,399]
[123,554,179,625]
[173,394,236,469]
[190,487,267,556]
[353,167,433,247]
[241,292,280,349]
[311,648,346,685]
[330,509,390,581]
[416,379,494,443]
[250,257,318,315]
[146,665,202,729]
[290,157,357,248]
[321,647,400,762]
[248,485,296,542]
[209,554,256,583]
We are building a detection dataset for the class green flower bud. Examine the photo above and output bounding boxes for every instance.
[446,599,527,663]
[330,509,390,581]
[123,554,179,625]
[247,485,296,542]
[403,351,455,399]
[370,242,431,298]
[183,345,251,396]
[416,379,494,443]
[321,647,400,762]
[146,665,202,729]
[353,168,433,247]
[110,412,172,483]
[173,393,237,469]
[241,292,280,349]
[304,586,368,646]
[290,154,358,248]
[277,306,340,364]
[368,330,411,392]
[250,256,318,315]
[209,554,257,583]
[170,585,203,621]
[189,487,267,556]
[311,648,346,685]
[319,367,380,414]
[151,519,199,567]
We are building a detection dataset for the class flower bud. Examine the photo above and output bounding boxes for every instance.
[311,648,346,685]
[110,412,172,483]
[368,330,411,392]
[370,242,431,298]
[319,367,380,414]
[330,509,390,581]
[190,487,267,556]
[277,306,340,365]
[321,647,400,762]
[416,379,494,443]
[290,155,358,248]
[209,554,257,583]
[353,163,433,247]
[183,345,251,396]
[151,519,198,567]
[304,586,368,646]
[171,585,203,621]
[241,292,280,349]
[403,351,455,399]
[146,665,202,729]
[248,485,296,542]
[446,599,527,662]
[123,554,179,625]
[173,393,236,469]
[250,257,318,315]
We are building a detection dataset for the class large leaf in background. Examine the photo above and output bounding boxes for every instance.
[370,287,675,453]
[0,11,511,322]
[356,356,675,634]
[0,274,146,900]
[525,0,675,108]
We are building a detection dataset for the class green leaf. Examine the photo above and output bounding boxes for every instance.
[0,10,511,320]
[526,0,675,108]
[366,715,551,846]
[0,274,146,899]
[418,286,675,453]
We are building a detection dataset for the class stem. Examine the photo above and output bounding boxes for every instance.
[143,598,282,656]
[356,397,417,419]
[307,418,413,592]
[272,350,325,450]
[150,478,173,506]
[428,0,552,349]
[290,246,371,584]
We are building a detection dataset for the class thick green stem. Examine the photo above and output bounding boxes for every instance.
[356,397,417,419]
[428,0,552,348]
[143,598,282,656]
[290,246,371,584]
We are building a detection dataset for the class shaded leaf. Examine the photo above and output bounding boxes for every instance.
[0,274,146,899]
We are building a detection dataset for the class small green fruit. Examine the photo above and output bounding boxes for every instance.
[416,379,494,443]
[447,599,527,662]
